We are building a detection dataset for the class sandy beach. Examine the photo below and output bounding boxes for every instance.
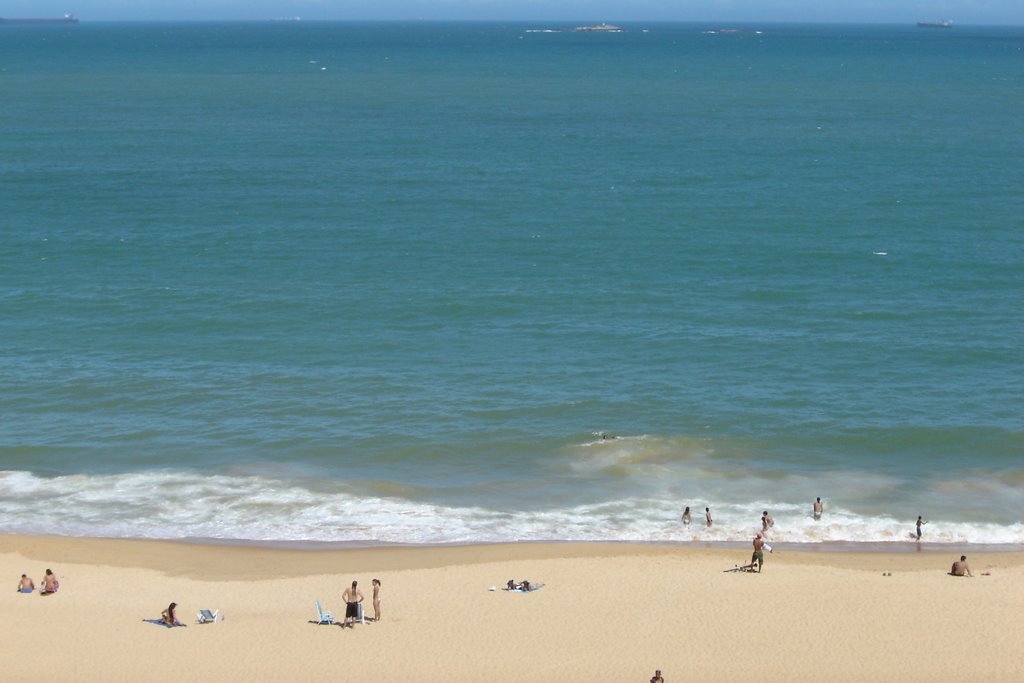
[2,535,1022,682]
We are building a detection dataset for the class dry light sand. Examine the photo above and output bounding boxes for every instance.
[1,534,1022,682]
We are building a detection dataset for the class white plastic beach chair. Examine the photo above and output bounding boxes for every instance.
[315,600,335,625]
[197,609,219,624]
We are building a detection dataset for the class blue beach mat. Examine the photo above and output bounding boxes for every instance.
[142,619,186,628]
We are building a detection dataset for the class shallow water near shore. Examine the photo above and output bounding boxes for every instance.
[1,22,1021,545]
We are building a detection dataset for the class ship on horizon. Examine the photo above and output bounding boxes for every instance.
[0,13,79,25]
[917,20,952,28]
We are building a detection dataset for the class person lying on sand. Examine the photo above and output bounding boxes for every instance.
[17,574,35,593]
[40,569,59,595]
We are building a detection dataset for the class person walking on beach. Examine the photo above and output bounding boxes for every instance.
[950,555,973,577]
[751,533,766,573]
[705,507,712,527]
[681,507,691,525]
[915,516,927,540]
[342,580,364,627]
[813,497,823,520]
[372,578,382,622]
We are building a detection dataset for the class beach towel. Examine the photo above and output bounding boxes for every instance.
[143,619,186,628]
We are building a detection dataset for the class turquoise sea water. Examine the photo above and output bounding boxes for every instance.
[1,22,1022,545]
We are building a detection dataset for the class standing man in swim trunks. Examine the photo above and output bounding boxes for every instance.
[751,533,765,573]
[342,580,364,628]
[813,497,823,520]
[705,507,712,528]
[915,516,927,540]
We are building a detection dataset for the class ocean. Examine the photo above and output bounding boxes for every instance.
[1,21,1021,546]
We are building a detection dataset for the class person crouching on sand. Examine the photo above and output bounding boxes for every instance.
[17,574,35,593]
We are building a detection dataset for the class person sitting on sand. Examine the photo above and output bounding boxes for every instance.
[950,555,973,577]
[17,574,35,593]
[507,579,516,590]
[161,602,182,627]
[40,569,59,595]
[650,669,665,682]
[520,580,531,591]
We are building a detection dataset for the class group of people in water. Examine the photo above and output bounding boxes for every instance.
[679,499,819,532]
[16,568,59,595]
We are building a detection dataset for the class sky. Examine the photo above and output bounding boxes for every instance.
[1,1,1021,25]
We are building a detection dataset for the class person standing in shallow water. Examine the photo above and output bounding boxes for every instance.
[705,507,712,527]
[813,497,823,520]
[681,507,691,525]
[916,516,927,540]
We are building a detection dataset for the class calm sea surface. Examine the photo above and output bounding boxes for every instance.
[1,22,1021,545]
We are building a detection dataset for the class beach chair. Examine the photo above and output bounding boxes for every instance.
[315,600,335,625]
[197,609,219,624]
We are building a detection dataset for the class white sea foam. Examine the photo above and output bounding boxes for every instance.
[1,470,1021,546]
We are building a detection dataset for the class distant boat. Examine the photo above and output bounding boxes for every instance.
[917,20,952,28]
[0,14,79,24]
[574,23,624,32]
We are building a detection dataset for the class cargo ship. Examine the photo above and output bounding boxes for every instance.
[0,14,79,24]
[916,20,952,28]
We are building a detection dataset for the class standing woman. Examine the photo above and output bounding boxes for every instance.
[372,578,382,622]
[681,507,691,525]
